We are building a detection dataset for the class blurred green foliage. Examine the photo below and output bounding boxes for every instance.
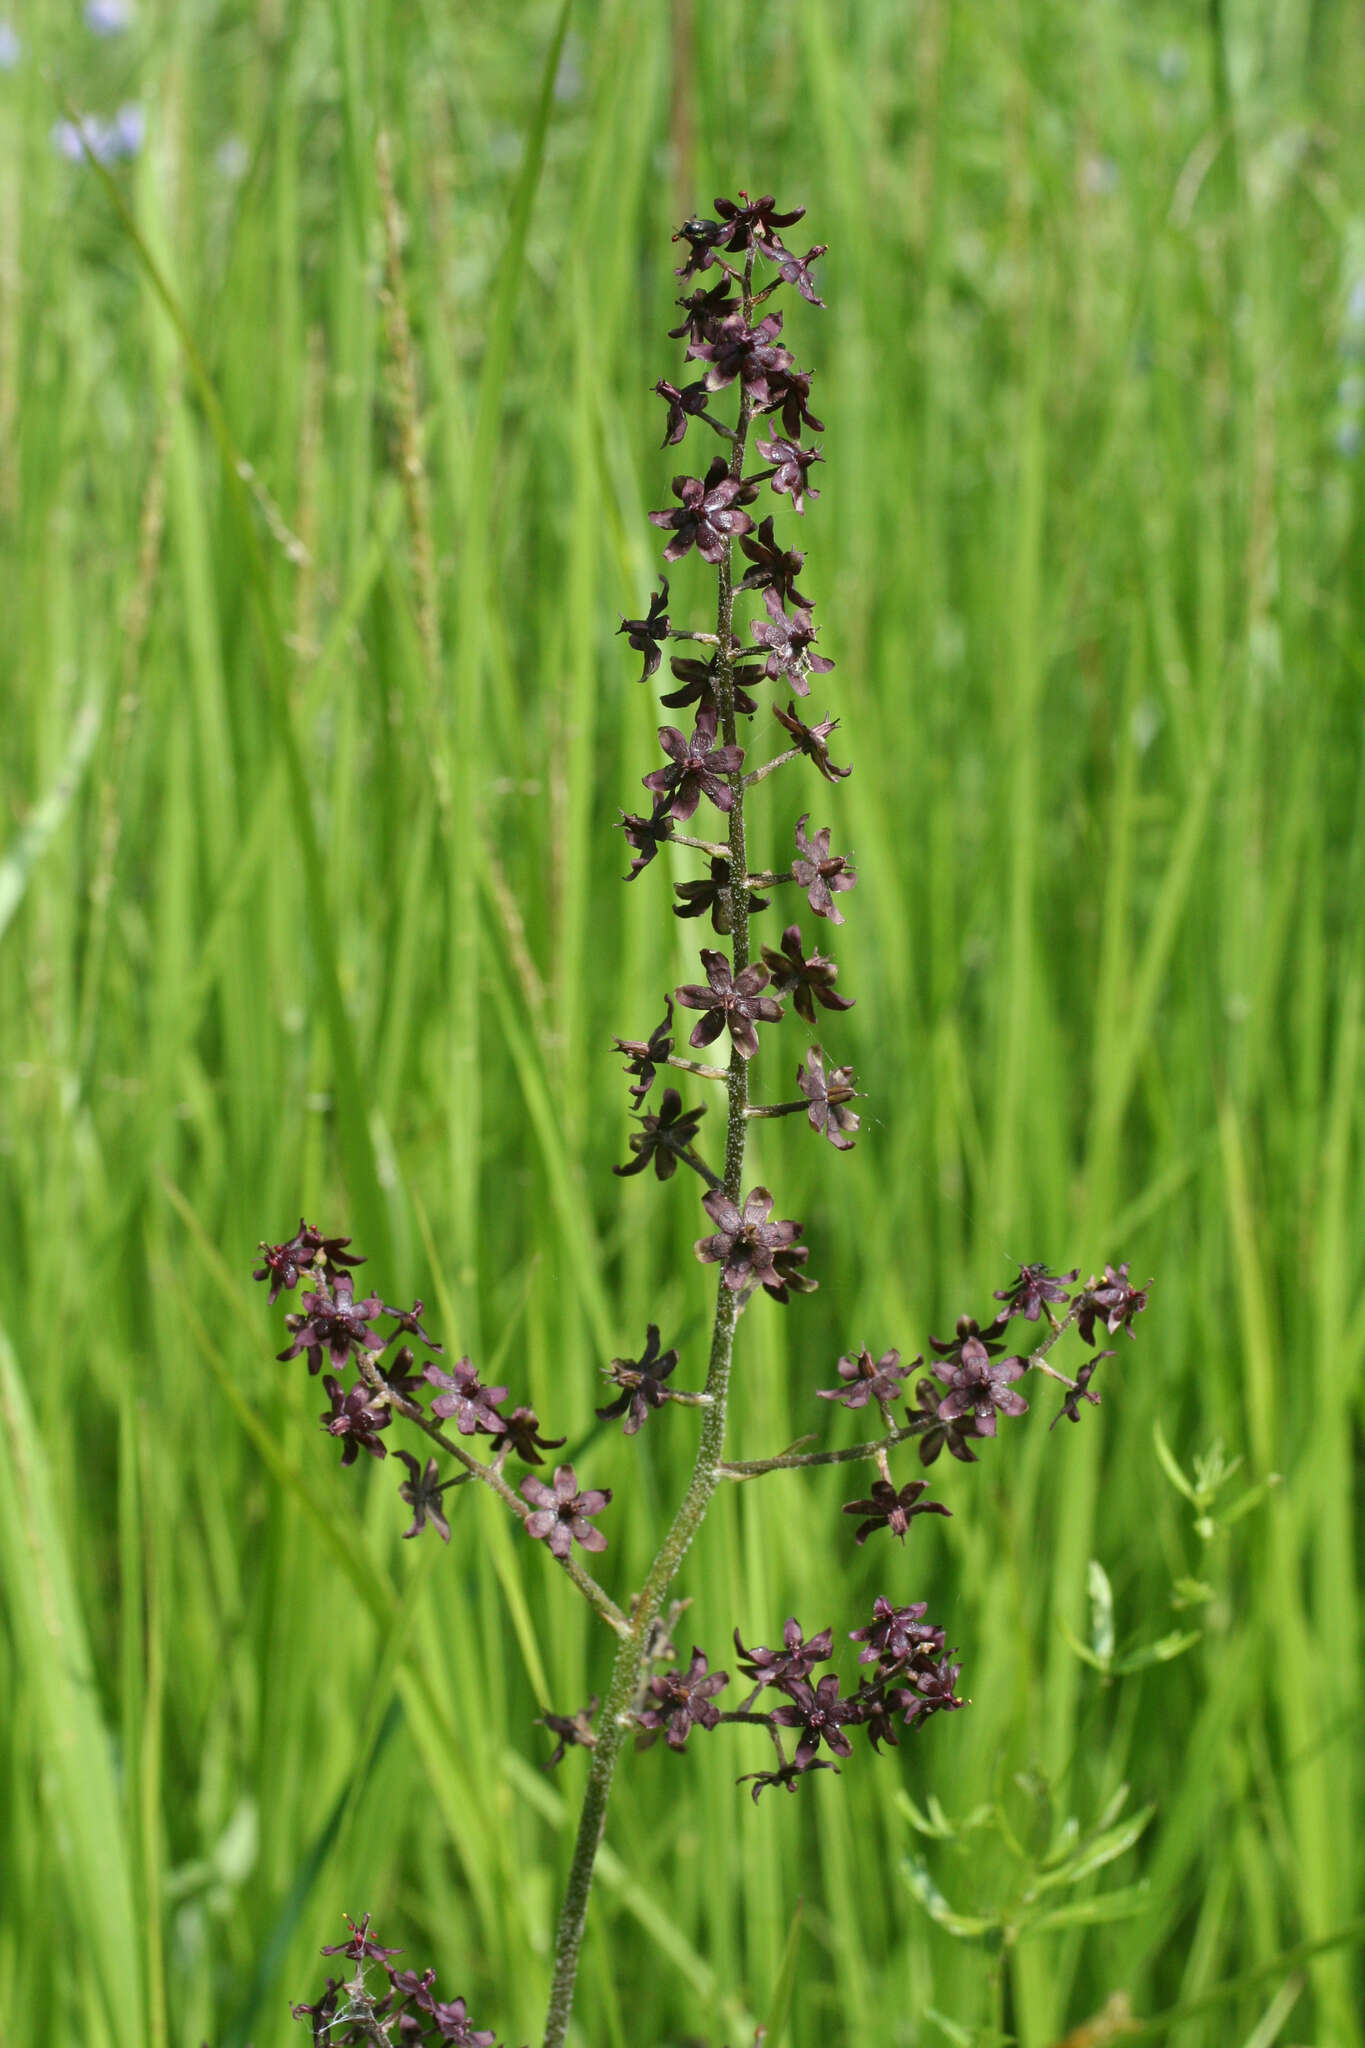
[1,1,1362,2043]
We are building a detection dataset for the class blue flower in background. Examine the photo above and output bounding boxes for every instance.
[50,103,145,165]
[85,0,134,33]
[0,20,20,69]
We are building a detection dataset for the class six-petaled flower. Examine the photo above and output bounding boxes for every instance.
[931,1348,1029,1439]
[769,1673,857,1769]
[614,997,674,1107]
[277,1272,386,1376]
[616,800,676,879]
[755,431,823,513]
[796,1044,860,1149]
[1051,1352,1112,1428]
[642,711,744,820]
[772,700,850,781]
[732,1618,833,1710]
[648,457,757,564]
[816,1344,914,1410]
[841,1478,951,1546]
[673,856,771,934]
[1076,1263,1150,1343]
[675,947,783,1060]
[319,1377,392,1465]
[994,1261,1079,1322]
[792,813,857,922]
[750,587,833,694]
[596,1325,681,1434]
[614,1086,706,1181]
[521,1464,611,1560]
[394,1451,453,1542]
[760,923,853,1023]
[695,1185,806,1300]
[737,514,813,609]
[635,1647,729,1751]
[424,1357,508,1437]
[618,578,671,679]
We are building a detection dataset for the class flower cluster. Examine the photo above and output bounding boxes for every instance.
[613,190,858,1317]
[289,1915,512,2045]
[253,1221,636,1569]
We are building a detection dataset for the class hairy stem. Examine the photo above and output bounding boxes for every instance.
[541,249,759,2048]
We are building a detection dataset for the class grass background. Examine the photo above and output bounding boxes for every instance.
[2,1,1362,2043]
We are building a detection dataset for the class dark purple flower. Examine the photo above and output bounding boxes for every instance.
[905,1377,980,1466]
[654,378,711,446]
[290,1979,341,2035]
[668,276,740,344]
[672,193,806,278]
[642,710,744,821]
[424,1356,508,1437]
[673,857,770,935]
[382,1298,443,1350]
[675,947,783,1060]
[732,1617,833,1709]
[422,1996,497,2047]
[320,1376,390,1465]
[617,800,675,879]
[769,242,827,306]
[852,1685,902,1754]
[614,1085,706,1181]
[394,1451,452,1543]
[842,1478,951,1546]
[772,700,849,783]
[648,457,757,565]
[1051,1352,1112,1429]
[760,924,853,1024]
[596,1324,681,1433]
[792,814,857,923]
[695,1184,805,1301]
[714,190,807,255]
[501,1405,567,1464]
[796,1044,860,1149]
[738,1759,838,1800]
[928,1313,1012,1371]
[321,1913,402,1965]
[538,1696,599,1768]
[521,1464,611,1560]
[766,361,826,441]
[892,1654,966,1726]
[377,1345,427,1406]
[636,1646,729,1751]
[277,1272,387,1376]
[994,1261,1079,1322]
[931,1350,1029,1439]
[688,310,793,405]
[816,1344,914,1410]
[755,432,823,514]
[1076,1263,1150,1344]
[660,650,763,719]
[614,996,674,1108]
[769,1673,857,1769]
[737,514,813,610]
[254,1220,364,1304]
[849,1597,946,1674]
[750,588,833,696]
[617,578,671,680]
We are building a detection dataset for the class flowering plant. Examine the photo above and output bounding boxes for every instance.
[257,196,1149,2048]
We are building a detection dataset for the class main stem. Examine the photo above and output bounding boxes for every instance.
[540,254,757,2048]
